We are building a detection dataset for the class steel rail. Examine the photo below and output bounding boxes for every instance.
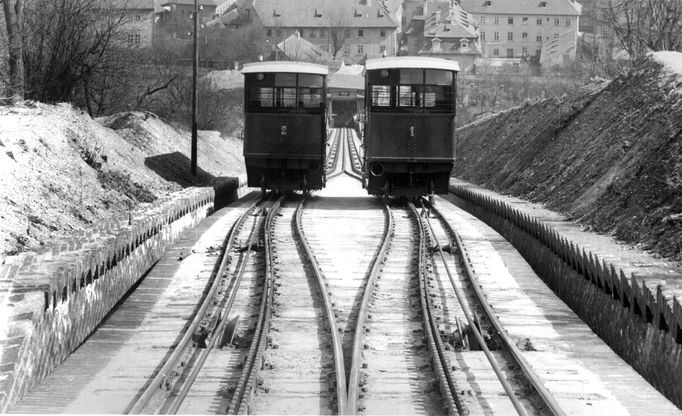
[227,197,283,414]
[293,196,349,415]
[408,202,461,416]
[165,199,268,414]
[347,199,393,413]
[420,200,528,416]
[344,128,364,178]
[326,129,343,179]
[431,203,567,416]
[126,197,264,414]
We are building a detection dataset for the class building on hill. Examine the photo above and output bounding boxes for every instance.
[249,0,399,64]
[156,0,218,39]
[540,28,577,66]
[108,0,158,48]
[458,0,581,62]
[404,0,481,70]
[577,0,617,59]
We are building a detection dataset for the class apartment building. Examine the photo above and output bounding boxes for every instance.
[250,0,399,64]
[578,0,617,59]
[459,0,581,61]
[404,0,481,69]
[110,0,158,48]
[157,0,218,39]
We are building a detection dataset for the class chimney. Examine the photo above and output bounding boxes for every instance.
[432,37,442,52]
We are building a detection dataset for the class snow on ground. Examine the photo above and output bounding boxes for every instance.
[0,103,245,258]
[651,51,682,78]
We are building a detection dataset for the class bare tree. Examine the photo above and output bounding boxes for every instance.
[325,6,352,59]
[605,0,682,57]
[22,0,129,111]
[1,0,24,100]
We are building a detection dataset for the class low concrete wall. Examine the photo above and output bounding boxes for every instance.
[0,186,221,411]
[449,183,682,407]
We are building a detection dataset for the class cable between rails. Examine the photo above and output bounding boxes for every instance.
[430,202,567,416]
[126,196,265,414]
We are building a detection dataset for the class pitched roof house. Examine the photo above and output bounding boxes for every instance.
[250,0,399,64]
[458,0,581,61]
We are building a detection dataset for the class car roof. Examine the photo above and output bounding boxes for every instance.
[242,61,329,75]
[365,56,460,72]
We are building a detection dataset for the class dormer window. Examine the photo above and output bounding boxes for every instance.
[539,1,547,6]
[354,8,362,17]
[377,9,384,17]
[273,9,280,16]
[483,0,491,6]
[314,8,322,17]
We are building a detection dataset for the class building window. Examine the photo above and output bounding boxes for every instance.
[536,18,542,25]
[507,48,513,57]
[480,31,486,41]
[494,16,499,24]
[276,30,282,37]
[135,14,141,21]
[600,26,609,36]
[127,34,134,44]
[460,40,468,50]
[493,48,499,56]
[522,32,528,40]
[134,34,140,44]
[267,29,272,37]
[344,45,350,55]
[380,29,386,37]
[536,35,542,42]
[310,30,316,38]
[507,32,513,41]
[321,45,328,51]
[493,32,499,40]
[357,45,363,54]
[358,29,364,37]
[507,17,513,24]
[522,16,528,24]
[554,18,559,26]
[380,45,386,53]
[321,30,326,38]
[480,16,486,24]
[554,33,559,39]
[566,18,571,27]
[522,46,528,55]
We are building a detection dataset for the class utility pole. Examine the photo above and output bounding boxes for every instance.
[191,0,199,177]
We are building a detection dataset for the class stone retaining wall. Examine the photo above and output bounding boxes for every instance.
[0,187,216,411]
[449,183,682,408]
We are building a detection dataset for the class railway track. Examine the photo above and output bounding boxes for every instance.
[413,199,566,416]
[126,196,279,414]
[10,127,681,415]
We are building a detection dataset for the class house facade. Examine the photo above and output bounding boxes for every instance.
[404,0,481,70]
[459,0,581,61]
[110,0,157,48]
[249,0,399,64]
[578,0,616,59]
[157,0,218,39]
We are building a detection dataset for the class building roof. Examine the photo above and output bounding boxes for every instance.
[242,60,329,75]
[277,33,333,62]
[160,0,217,7]
[459,0,581,16]
[366,56,460,71]
[252,0,398,28]
[108,0,156,10]
[423,1,478,39]
[328,73,364,90]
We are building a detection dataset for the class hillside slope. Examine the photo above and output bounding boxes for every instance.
[0,103,245,257]
[454,52,682,261]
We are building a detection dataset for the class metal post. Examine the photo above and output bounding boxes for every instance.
[191,0,199,177]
